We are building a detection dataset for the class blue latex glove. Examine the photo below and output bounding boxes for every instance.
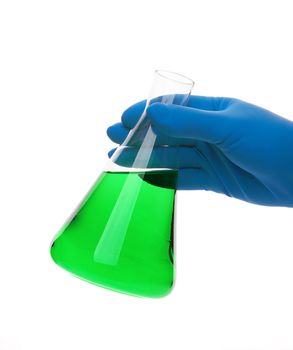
[107,96,293,207]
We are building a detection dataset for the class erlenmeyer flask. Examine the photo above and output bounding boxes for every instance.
[50,70,194,298]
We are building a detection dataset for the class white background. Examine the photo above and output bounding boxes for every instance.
[1,0,293,349]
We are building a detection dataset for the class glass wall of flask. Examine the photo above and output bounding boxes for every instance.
[50,70,194,298]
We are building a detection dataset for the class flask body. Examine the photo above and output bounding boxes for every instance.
[51,170,177,297]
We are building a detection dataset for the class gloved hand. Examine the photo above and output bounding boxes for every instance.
[107,96,293,207]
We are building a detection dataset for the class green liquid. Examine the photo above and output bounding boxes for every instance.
[50,171,177,298]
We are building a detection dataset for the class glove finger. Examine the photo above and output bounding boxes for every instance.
[107,122,196,146]
[108,145,204,169]
[121,100,147,128]
[107,123,129,143]
[120,97,179,129]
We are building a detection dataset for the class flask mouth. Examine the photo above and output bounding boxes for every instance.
[155,69,194,87]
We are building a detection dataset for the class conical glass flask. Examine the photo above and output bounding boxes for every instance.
[50,70,194,298]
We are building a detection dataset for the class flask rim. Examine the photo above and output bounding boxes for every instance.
[155,69,194,87]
